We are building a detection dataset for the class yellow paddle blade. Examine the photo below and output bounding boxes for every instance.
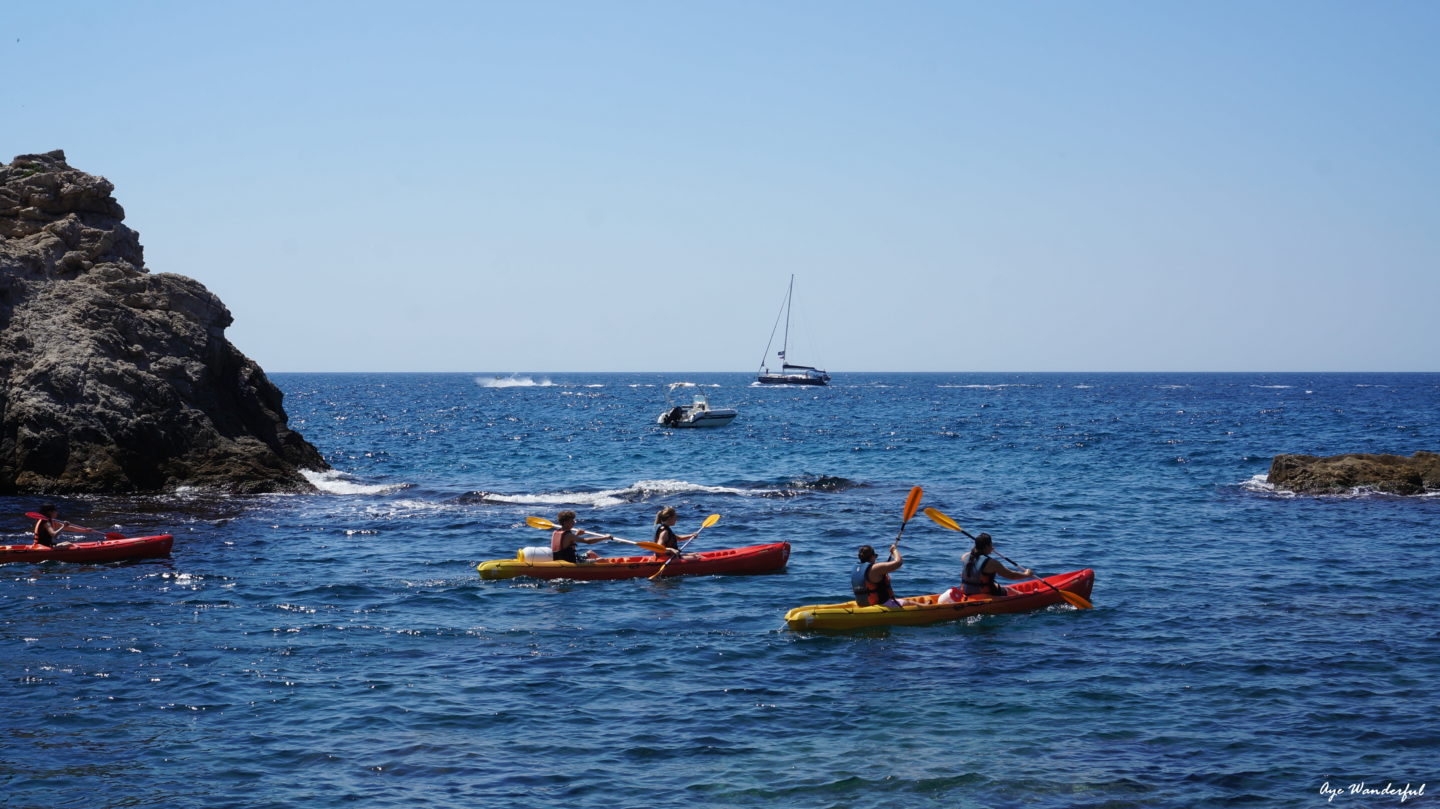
[1059,590,1094,610]
[636,541,669,553]
[902,487,923,521]
[701,513,721,529]
[923,507,963,533]
[525,516,558,530]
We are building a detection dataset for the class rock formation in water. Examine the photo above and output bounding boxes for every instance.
[0,150,327,493]
[1267,451,1440,496]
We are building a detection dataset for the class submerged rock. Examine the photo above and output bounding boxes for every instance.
[1267,451,1440,496]
[0,150,327,493]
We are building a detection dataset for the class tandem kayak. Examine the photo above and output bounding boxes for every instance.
[477,542,790,581]
[0,535,174,565]
[784,568,1095,630]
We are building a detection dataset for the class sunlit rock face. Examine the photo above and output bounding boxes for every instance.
[0,150,327,493]
[1267,451,1440,496]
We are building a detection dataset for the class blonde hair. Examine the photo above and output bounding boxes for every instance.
[654,506,677,525]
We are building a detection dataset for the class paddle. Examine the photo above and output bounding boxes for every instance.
[648,513,721,580]
[895,486,924,546]
[922,507,1093,610]
[524,516,669,553]
[25,512,126,540]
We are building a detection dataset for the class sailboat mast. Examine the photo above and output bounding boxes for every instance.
[781,273,794,361]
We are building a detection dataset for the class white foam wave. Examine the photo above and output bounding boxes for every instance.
[938,384,1034,390]
[479,479,779,508]
[1240,474,1290,497]
[475,375,555,388]
[1252,385,1293,389]
[301,469,406,496]
[1241,473,1439,499]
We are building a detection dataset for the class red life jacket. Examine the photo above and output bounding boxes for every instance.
[34,519,60,547]
[551,529,578,563]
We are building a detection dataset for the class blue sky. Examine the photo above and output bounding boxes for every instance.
[4,1,1437,372]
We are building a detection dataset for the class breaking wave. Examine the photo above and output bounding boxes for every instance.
[475,375,556,388]
[301,469,411,496]
[459,476,862,508]
[1239,473,1440,499]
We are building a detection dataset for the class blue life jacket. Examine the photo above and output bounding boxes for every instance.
[851,561,895,606]
[961,551,1001,595]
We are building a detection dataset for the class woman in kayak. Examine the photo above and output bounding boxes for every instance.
[652,506,698,557]
[550,510,609,563]
[852,543,905,607]
[32,504,74,549]
[958,532,1032,596]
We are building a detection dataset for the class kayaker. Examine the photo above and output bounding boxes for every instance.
[852,543,904,607]
[652,506,697,557]
[958,532,1032,596]
[550,510,608,563]
[32,505,74,549]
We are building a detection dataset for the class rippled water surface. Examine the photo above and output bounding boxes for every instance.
[4,372,1438,808]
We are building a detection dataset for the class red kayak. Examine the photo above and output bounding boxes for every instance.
[785,569,1095,629]
[477,542,790,580]
[0,535,174,564]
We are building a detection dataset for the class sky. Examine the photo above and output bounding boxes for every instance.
[3,1,1438,372]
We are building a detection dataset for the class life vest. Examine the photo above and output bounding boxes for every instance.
[34,519,59,548]
[551,529,578,563]
[961,551,1001,595]
[851,561,895,606]
[654,524,680,551]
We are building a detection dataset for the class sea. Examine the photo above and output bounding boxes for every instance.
[3,372,1438,809]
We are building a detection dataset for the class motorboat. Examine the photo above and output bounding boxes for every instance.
[657,383,737,428]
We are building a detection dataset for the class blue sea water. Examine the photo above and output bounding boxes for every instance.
[3,372,1438,809]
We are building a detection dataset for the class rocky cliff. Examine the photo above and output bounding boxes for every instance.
[0,150,327,493]
[1267,451,1440,496]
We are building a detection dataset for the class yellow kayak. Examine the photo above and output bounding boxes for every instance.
[784,569,1094,630]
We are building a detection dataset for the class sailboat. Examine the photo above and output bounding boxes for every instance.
[756,275,830,386]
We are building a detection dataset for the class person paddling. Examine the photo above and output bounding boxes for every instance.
[32,504,75,549]
[958,532,1032,597]
[550,510,609,563]
[652,506,698,558]
[852,543,904,607]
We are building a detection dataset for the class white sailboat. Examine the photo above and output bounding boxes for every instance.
[756,275,830,386]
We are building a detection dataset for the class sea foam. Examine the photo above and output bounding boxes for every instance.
[301,469,406,496]
[475,375,556,388]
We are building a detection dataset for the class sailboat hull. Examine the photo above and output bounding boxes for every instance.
[755,374,829,386]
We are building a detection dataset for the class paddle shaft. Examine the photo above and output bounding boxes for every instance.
[649,515,720,580]
[525,517,665,552]
[25,512,124,540]
[924,510,1078,603]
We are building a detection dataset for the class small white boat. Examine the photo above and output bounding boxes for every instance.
[657,383,737,429]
